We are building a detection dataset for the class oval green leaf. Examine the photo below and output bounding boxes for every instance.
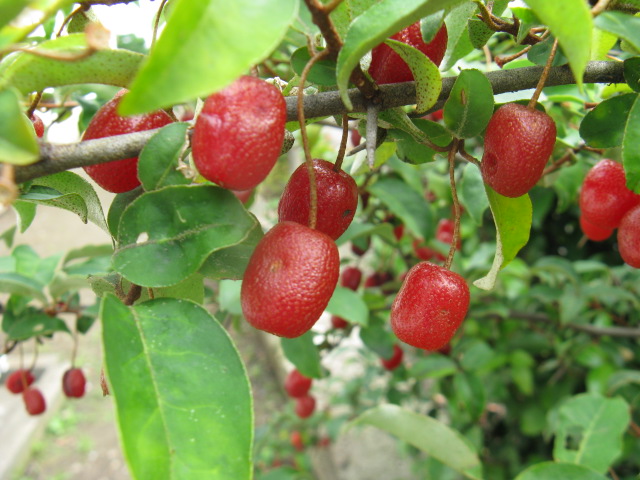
[515,462,607,480]
[622,93,640,192]
[101,295,253,480]
[0,88,38,165]
[281,331,323,379]
[291,47,337,87]
[595,11,640,53]
[443,69,494,139]
[624,57,640,92]
[138,123,191,191]
[579,93,636,148]
[326,286,369,326]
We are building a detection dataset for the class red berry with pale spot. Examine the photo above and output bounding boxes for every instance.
[23,387,46,415]
[579,159,640,230]
[30,114,44,138]
[618,204,640,268]
[380,344,403,371]
[579,215,613,242]
[279,159,358,240]
[295,395,316,418]
[284,369,312,398]
[340,266,362,291]
[192,76,286,191]
[62,368,86,398]
[241,222,340,338]
[481,103,556,198]
[83,90,173,193]
[6,369,35,394]
[391,262,469,350]
[369,22,448,85]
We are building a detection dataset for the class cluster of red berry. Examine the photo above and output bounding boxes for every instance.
[284,369,316,419]
[5,367,86,416]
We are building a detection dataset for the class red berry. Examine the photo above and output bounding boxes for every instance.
[579,215,613,242]
[30,113,44,138]
[364,271,393,288]
[618,204,640,268]
[232,189,253,204]
[481,103,556,198]
[82,90,173,193]
[391,262,470,350]
[393,224,404,241]
[579,159,640,230]
[380,344,403,371]
[412,239,445,262]
[192,76,286,191]
[278,159,358,240]
[6,369,35,394]
[22,387,46,415]
[351,237,370,256]
[241,222,340,338]
[435,219,460,250]
[369,22,448,84]
[351,129,361,147]
[331,315,349,329]
[284,369,312,398]
[62,368,86,398]
[295,395,316,419]
[290,431,304,451]
[340,266,362,291]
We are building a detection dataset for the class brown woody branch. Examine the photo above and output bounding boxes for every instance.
[12,61,624,184]
[505,311,640,338]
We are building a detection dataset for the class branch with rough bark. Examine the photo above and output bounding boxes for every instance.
[13,61,624,184]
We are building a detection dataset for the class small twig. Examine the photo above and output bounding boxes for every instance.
[591,0,612,16]
[458,144,481,167]
[152,0,170,48]
[504,311,640,338]
[334,114,349,171]
[26,91,43,118]
[528,38,558,108]
[57,3,88,36]
[542,149,573,176]
[475,1,542,46]
[495,45,532,68]
[321,0,344,14]
[365,103,380,168]
[630,421,640,438]
[444,140,461,270]
[123,284,142,306]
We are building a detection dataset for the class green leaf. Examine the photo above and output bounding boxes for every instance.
[579,93,636,148]
[326,286,369,326]
[6,311,70,340]
[138,123,191,191]
[336,0,466,110]
[336,220,395,246]
[281,331,323,379]
[552,393,630,474]
[453,371,486,421]
[101,295,253,480]
[595,11,640,53]
[12,200,36,233]
[441,1,477,71]
[459,163,488,225]
[199,222,264,280]
[119,0,297,114]
[107,188,143,238]
[515,462,608,480]
[443,69,494,139]
[524,0,592,90]
[624,57,640,92]
[0,88,39,165]
[622,93,640,192]
[0,0,75,49]
[113,185,258,287]
[0,1,30,31]
[606,369,640,394]
[367,176,433,239]
[218,279,242,315]
[349,404,482,479]
[408,354,457,379]
[473,187,532,291]
[290,47,337,87]
[527,36,569,67]
[27,171,109,233]
[329,0,378,38]
[359,315,396,358]
[0,35,143,93]
[384,38,441,113]
[0,272,47,303]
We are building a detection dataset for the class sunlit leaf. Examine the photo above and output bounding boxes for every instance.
[281,332,323,379]
[0,88,38,165]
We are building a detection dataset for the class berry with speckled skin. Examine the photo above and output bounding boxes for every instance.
[83,90,173,193]
[284,369,312,398]
[380,344,403,371]
[295,395,316,418]
[278,159,358,240]
[192,76,286,191]
[579,159,640,230]
[618,204,640,268]
[23,387,46,415]
[579,215,613,242]
[391,262,469,350]
[481,103,556,198]
[369,22,448,84]
[241,222,340,338]
[6,369,35,394]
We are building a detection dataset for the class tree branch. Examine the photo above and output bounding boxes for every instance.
[506,311,640,338]
[13,61,624,184]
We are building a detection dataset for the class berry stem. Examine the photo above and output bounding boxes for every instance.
[298,48,330,229]
[334,114,349,172]
[26,91,43,118]
[152,0,170,48]
[528,38,558,109]
[444,140,461,271]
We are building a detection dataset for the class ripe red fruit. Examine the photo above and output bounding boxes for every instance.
[579,159,640,230]
[380,344,404,371]
[284,369,312,398]
[232,189,253,205]
[62,368,86,398]
[192,76,286,191]
[6,369,35,394]
[369,22,448,84]
[393,224,404,241]
[290,431,304,451]
[481,103,556,198]
[331,315,349,329]
[83,90,173,193]
[579,215,613,242]
[295,395,316,419]
[351,237,370,256]
[413,239,445,262]
[241,222,340,338]
[30,113,44,138]
[618,204,640,268]
[351,129,361,147]
[436,219,461,250]
[278,159,358,240]
[364,271,393,288]
[340,266,362,291]
[391,262,470,350]
[22,387,46,415]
